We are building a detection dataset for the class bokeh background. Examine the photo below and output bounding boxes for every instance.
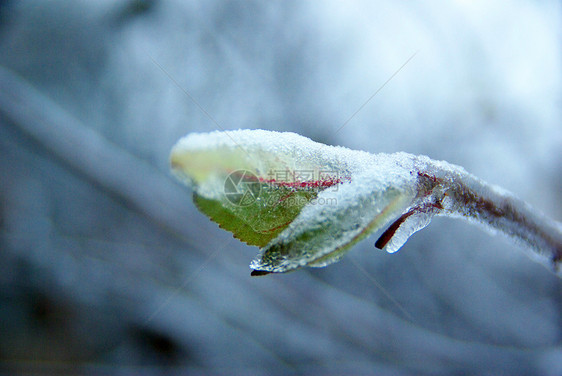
[1,0,561,374]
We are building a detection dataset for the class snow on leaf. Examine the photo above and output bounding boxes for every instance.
[171,129,562,276]
[170,130,352,248]
[170,130,418,273]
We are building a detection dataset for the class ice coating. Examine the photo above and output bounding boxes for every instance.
[400,155,562,274]
[170,130,369,245]
[171,130,420,272]
[171,129,562,275]
[171,129,370,185]
[250,159,417,273]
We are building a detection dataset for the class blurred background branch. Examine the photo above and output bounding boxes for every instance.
[0,66,194,240]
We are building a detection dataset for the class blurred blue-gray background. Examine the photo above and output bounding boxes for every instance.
[0,1,561,374]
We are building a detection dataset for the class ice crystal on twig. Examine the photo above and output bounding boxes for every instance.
[170,130,562,276]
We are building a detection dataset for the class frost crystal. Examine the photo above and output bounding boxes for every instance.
[171,129,562,276]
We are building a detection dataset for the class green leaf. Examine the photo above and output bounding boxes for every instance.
[193,186,317,247]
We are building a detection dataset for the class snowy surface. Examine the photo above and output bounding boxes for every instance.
[172,129,561,274]
[172,129,421,272]
[1,1,561,375]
